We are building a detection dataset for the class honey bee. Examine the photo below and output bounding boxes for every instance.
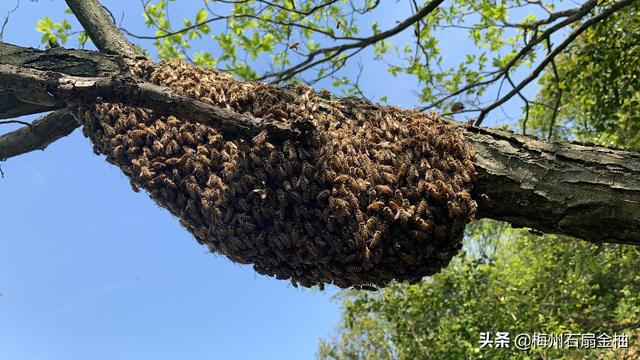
[398,163,409,178]
[317,189,331,202]
[382,207,394,221]
[357,224,368,240]
[447,200,464,218]
[304,222,316,236]
[290,192,303,204]
[416,200,428,217]
[223,207,234,224]
[415,218,432,233]
[129,181,140,193]
[238,198,250,212]
[326,216,336,233]
[400,253,416,265]
[396,208,409,225]
[427,183,443,202]
[113,145,124,158]
[367,201,385,212]
[302,162,314,178]
[336,205,351,219]
[378,164,394,173]
[363,246,371,265]
[369,230,382,250]
[307,243,319,257]
[139,166,154,180]
[240,220,257,232]
[333,174,351,184]
[381,172,397,184]
[284,160,294,175]
[290,229,301,246]
[460,170,471,183]
[163,177,177,189]
[277,189,287,207]
[464,159,475,173]
[346,192,359,208]
[125,113,138,128]
[365,217,378,233]
[411,230,429,241]
[375,185,393,196]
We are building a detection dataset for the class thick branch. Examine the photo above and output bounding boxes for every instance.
[65,0,144,61]
[466,126,640,246]
[0,110,78,160]
[0,64,309,143]
[0,42,125,118]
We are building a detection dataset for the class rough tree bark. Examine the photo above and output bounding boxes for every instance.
[1,0,639,248]
[466,127,640,245]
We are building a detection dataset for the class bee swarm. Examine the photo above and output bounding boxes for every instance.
[75,60,477,289]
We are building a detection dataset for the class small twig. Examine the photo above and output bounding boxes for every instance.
[0,119,32,127]
[546,38,562,140]
[505,74,531,135]
[0,0,20,42]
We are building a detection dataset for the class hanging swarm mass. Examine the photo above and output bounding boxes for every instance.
[74,60,477,289]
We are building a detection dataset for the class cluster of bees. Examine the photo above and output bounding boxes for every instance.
[74,60,477,289]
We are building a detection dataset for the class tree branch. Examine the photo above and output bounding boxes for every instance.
[0,64,311,145]
[0,110,79,160]
[0,42,129,162]
[257,0,445,83]
[466,126,640,246]
[421,0,601,112]
[0,42,126,119]
[473,0,634,126]
[65,0,145,61]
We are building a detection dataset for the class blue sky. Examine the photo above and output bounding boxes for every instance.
[0,1,543,359]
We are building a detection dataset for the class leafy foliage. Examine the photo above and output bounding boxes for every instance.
[39,0,620,116]
[35,16,71,46]
[525,2,640,150]
[318,220,640,359]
